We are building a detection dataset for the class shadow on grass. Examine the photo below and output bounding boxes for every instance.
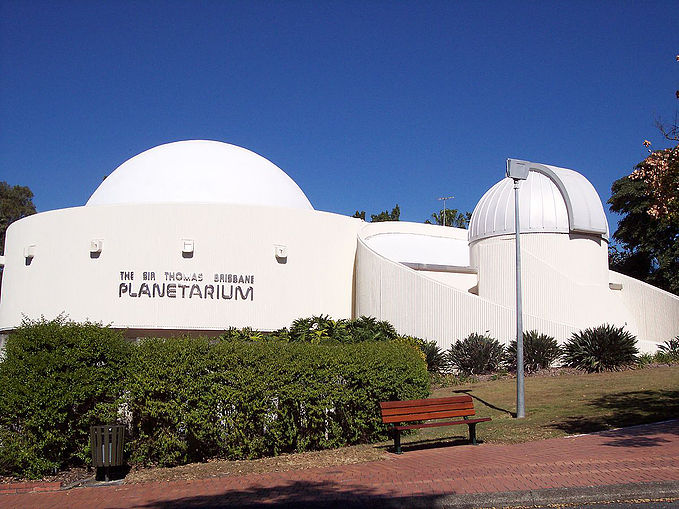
[549,389,679,447]
[121,479,446,508]
[452,389,516,418]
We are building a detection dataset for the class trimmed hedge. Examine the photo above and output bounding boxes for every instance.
[0,318,429,475]
[127,338,429,466]
[0,317,131,477]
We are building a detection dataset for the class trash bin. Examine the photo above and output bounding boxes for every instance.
[90,424,125,481]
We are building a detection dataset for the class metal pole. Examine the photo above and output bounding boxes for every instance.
[513,179,525,419]
[438,196,454,227]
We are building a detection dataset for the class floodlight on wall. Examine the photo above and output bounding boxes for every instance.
[182,239,194,257]
[274,244,287,263]
[24,245,36,260]
[90,239,103,254]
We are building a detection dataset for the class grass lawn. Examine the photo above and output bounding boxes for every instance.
[396,364,679,451]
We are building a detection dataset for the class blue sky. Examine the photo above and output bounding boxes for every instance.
[1,0,677,232]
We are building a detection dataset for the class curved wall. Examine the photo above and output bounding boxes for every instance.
[0,205,361,334]
[356,232,583,350]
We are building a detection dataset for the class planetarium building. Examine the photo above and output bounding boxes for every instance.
[1,140,677,352]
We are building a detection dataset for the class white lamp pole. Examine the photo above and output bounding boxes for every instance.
[437,196,454,226]
[506,159,529,419]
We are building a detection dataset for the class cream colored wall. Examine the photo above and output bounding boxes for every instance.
[355,235,583,349]
[470,233,630,331]
[358,228,676,351]
[609,271,679,352]
[0,204,362,333]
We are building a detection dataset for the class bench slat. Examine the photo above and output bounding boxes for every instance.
[382,408,476,423]
[394,417,491,431]
[380,401,474,417]
[380,396,472,410]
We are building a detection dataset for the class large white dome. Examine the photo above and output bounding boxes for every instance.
[469,163,608,243]
[86,140,313,210]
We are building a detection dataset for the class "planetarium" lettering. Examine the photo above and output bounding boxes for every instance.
[117,271,255,301]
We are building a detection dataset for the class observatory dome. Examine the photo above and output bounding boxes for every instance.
[469,164,608,243]
[86,140,313,210]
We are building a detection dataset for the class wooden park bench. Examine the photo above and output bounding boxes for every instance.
[379,395,491,454]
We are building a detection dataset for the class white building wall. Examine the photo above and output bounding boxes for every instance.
[356,235,582,350]
[357,227,677,352]
[0,204,362,334]
[609,271,679,352]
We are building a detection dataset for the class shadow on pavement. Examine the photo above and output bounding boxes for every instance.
[121,479,446,508]
[548,389,679,446]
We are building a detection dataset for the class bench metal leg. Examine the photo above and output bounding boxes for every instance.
[468,423,477,445]
[394,428,402,454]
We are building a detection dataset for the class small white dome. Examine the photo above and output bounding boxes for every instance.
[86,140,313,210]
[469,164,608,243]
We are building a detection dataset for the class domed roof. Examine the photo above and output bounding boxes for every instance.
[86,140,313,210]
[469,163,608,243]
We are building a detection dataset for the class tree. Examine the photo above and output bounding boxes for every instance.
[608,144,679,295]
[425,208,471,228]
[352,205,400,222]
[370,205,400,222]
[1,182,36,256]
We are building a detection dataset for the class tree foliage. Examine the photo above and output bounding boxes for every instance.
[352,205,400,222]
[608,143,679,295]
[0,181,37,255]
[425,208,471,228]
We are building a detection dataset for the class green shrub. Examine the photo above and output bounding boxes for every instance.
[507,330,561,373]
[420,340,446,373]
[286,315,398,344]
[126,338,428,467]
[288,315,351,343]
[446,333,506,375]
[563,324,638,373]
[656,337,679,363]
[0,317,131,478]
[220,326,264,342]
[346,316,398,342]
[636,352,655,368]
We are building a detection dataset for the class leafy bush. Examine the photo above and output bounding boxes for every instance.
[636,352,655,368]
[656,337,679,363]
[507,330,561,373]
[220,326,264,342]
[285,315,398,344]
[0,317,131,478]
[446,333,506,375]
[346,316,398,342]
[563,324,638,373]
[126,338,428,467]
[420,340,446,373]
[288,315,351,343]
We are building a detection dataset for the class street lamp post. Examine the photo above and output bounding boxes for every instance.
[437,196,454,226]
[506,159,529,419]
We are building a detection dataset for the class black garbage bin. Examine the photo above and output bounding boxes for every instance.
[90,424,125,481]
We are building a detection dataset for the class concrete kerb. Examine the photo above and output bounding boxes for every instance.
[430,481,679,509]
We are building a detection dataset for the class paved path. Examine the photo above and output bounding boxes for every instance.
[2,420,678,508]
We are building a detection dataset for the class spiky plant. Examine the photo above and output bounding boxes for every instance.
[507,330,561,373]
[446,333,506,376]
[563,324,638,372]
[657,337,679,362]
[346,316,398,342]
[420,340,446,373]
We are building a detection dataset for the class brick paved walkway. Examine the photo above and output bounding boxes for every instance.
[2,420,678,508]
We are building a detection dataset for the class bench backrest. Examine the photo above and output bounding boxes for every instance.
[380,395,475,424]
